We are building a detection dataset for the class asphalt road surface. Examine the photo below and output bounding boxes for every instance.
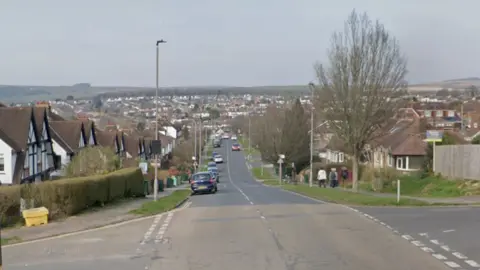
[355,205,480,269]
[3,140,450,270]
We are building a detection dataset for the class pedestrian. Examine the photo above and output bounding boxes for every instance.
[341,166,349,188]
[317,167,327,188]
[329,168,338,188]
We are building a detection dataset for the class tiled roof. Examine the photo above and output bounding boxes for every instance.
[49,121,85,153]
[0,107,34,151]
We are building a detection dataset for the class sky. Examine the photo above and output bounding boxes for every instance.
[1,0,479,87]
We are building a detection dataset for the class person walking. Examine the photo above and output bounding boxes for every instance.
[317,167,327,188]
[329,168,338,188]
[341,167,349,188]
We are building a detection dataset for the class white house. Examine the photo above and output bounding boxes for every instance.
[49,120,87,170]
[0,107,55,185]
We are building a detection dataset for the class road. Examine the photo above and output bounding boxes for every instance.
[355,206,480,269]
[2,140,450,269]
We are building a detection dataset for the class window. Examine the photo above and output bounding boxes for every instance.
[387,154,393,167]
[0,154,4,172]
[396,156,408,170]
[338,152,344,163]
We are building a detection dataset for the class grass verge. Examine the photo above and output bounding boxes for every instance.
[1,236,21,245]
[251,167,275,180]
[362,175,480,198]
[278,184,456,206]
[130,190,191,215]
[238,136,260,156]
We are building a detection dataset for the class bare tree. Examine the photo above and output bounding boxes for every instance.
[251,105,285,164]
[314,10,407,191]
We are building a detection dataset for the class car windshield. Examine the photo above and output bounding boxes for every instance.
[233,143,239,147]
[208,162,216,167]
[215,155,222,158]
[193,173,211,181]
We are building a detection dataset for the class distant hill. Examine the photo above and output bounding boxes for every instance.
[409,77,480,93]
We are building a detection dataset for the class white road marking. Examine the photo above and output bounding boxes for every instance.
[411,240,424,247]
[464,260,480,267]
[430,239,441,245]
[452,252,467,259]
[155,212,175,244]
[225,139,253,206]
[421,247,434,253]
[419,232,428,237]
[140,214,163,245]
[440,245,450,252]
[432,253,447,260]
[444,261,461,268]
[442,229,455,233]
[402,235,413,240]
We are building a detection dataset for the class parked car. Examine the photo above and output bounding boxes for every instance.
[222,133,230,139]
[232,143,241,151]
[190,172,218,194]
[231,135,237,140]
[208,167,220,182]
[207,161,217,169]
[213,138,221,148]
[214,154,223,163]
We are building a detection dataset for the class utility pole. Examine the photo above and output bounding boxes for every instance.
[248,111,251,158]
[308,83,315,187]
[199,119,202,168]
[154,39,166,201]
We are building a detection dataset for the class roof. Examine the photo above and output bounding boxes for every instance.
[0,107,34,151]
[391,134,426,156]
[49,121,85,153]
[124,135,141,158]
[96,129,119,149]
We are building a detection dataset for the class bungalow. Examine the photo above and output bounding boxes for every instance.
[79,119,98,146]
[96,129,121,155]
[49,120,88,169]
[0,107,55,185]
[124,135,144,159]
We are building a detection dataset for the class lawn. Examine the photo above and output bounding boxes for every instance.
[278,185,454,206]
[1,236,21,245]
[362,175,479,198]
[130,190,191,216]
[251,167,275,180]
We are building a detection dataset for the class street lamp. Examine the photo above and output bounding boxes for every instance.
[278,154,285,186]
[308,82,315,187]
[248,111,251,159]
[154,39,166,201]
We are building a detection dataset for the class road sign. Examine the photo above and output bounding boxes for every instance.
[277,159,284,164]
[426,130,443,142]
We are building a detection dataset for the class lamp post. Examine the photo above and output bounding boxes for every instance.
[248,111,251,159]
[308,82,315,187]
[154,39,166,201]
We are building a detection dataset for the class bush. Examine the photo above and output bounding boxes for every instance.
[0,168,144,226]
[64,146,120,178]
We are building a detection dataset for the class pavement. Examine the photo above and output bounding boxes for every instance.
[1,140,454,269]
[2,185,187,242]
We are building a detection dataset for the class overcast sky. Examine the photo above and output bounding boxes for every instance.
[1,0,478,87]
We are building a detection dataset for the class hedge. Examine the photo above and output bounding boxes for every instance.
[0,168,145,227]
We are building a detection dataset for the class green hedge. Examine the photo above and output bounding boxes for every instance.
[0,168,144,226]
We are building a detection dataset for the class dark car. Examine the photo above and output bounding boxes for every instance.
[190,172,218,194]
[213,139,221,148]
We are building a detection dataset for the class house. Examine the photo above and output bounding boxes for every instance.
[0,107,55,185]
[124,135,144,159]
[49,120,88,169]
[79,119,98,146]
[96,129,121,155]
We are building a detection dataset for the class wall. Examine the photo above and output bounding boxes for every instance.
[0,139,13,184]
[51,139,69,168]
[434,145,480,180]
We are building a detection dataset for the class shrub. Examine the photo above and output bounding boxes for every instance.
[0,168,144,225]
[64,146,121,178]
